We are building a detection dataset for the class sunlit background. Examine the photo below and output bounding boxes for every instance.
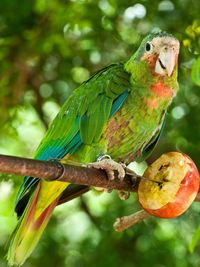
[0,0,200,266]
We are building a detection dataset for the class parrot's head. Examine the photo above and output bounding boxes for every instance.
[129,32,180,78]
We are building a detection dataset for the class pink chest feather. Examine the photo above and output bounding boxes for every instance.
[150,82,174,98]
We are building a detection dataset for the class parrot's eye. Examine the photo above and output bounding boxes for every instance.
[145,42,153,52]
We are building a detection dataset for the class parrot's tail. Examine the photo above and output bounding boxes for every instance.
[7,183,59,266]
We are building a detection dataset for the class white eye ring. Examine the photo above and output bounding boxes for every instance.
[145,42,153,52]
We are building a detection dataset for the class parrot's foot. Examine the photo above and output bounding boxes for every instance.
[88,155,126,181]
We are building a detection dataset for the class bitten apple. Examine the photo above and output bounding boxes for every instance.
[138,152,200,218]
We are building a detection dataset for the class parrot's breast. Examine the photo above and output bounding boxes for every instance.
[103,91,169,163]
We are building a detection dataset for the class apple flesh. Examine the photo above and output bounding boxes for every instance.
[138,152,200,218]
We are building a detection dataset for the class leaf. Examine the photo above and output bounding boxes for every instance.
[191,57,200,86]
[188,225,200,253]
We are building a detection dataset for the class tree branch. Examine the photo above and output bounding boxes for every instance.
[0,154,139,192]
[114,210,150,232]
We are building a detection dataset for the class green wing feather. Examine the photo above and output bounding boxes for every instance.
[37,63,130,153]
[15,63,130,215]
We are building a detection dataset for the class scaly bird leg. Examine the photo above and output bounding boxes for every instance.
[88,155,131,200]
[88,155,126,181]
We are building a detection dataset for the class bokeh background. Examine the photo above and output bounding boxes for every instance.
[0,0,200,266]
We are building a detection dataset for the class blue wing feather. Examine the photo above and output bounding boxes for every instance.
[110,91,129,117]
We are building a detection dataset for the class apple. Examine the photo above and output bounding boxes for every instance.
[138,152,200,218]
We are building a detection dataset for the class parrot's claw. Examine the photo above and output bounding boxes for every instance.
[118,191,130,200]
[88,156,126,181]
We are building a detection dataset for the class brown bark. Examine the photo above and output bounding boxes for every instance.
[0,154,140,192]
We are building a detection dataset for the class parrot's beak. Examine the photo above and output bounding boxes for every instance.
[155,47,176,77]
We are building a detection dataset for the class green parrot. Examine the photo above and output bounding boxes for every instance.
[7,31,180,266]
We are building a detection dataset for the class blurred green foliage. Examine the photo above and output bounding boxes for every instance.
[0,0,200,266]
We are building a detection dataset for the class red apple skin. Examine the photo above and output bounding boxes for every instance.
[142,154,200,218]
